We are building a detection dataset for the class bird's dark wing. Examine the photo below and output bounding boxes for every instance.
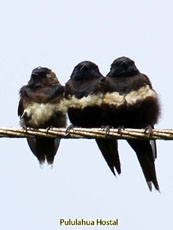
[139,74,153,89]
[149,125,157,159]
[47,85,64,101]
[127,139,159,191]
[95,139,121,175]
[150,140,157,159]
[18,99,24,117]
[18,86,31,116]
[27,137,60,164]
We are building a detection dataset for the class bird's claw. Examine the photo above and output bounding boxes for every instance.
[22,126,31,132]
[101,125,111,138]
[144,125,153,137]
[46,126,53,133]
[65,124,74,136]
[118,126,125,135]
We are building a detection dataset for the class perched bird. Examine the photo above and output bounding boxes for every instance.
[103,56,160,191]
[65,61,121,175]
[18,67,66,164]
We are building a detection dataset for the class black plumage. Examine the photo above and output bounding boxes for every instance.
[65,61,121,175]
[18,67,66,164]
[103,56,160,190]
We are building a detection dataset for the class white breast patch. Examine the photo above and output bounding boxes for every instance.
[126,85,157,105]
[103,92,125,107]
[21,101,66,127]
[65,93,103,109]
[102,85,157,107]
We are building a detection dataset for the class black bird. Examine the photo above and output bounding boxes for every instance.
[65,61,121,175]
[18,67,66,164]
[103,56,160,191]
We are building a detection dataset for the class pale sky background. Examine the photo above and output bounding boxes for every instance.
[0,0,173,229]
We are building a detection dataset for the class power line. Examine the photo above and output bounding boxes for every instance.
[0,127,172,140]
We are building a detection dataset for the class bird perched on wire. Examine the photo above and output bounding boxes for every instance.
[65,61,121,175]
[102,56,160,191]
[18,67,66,164]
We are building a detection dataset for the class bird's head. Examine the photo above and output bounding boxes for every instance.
[70,61,103,81]
[28,66,59,87]
[107,56,140,78]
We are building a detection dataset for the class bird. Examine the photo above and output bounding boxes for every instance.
[64,61,121,175]
[18,67,66,164]
[103,56,160,191]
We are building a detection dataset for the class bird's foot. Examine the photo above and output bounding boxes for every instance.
[144,125,153,137]
[118,126,125,135]
[46,126,53,133]
[22,126,27,132]
[22,126,32,132]
[65,124,74,136]
[101,125,111,138]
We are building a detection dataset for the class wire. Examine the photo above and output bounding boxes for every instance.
[0,127,172,140]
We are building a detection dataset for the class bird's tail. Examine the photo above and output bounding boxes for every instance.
[95,138,121,175]
[127,139,159,191]
[27,138,60,164]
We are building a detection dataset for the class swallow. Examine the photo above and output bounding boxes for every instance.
[65,61,121,175]
[18,67,66,164]
[103,56,160,191]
